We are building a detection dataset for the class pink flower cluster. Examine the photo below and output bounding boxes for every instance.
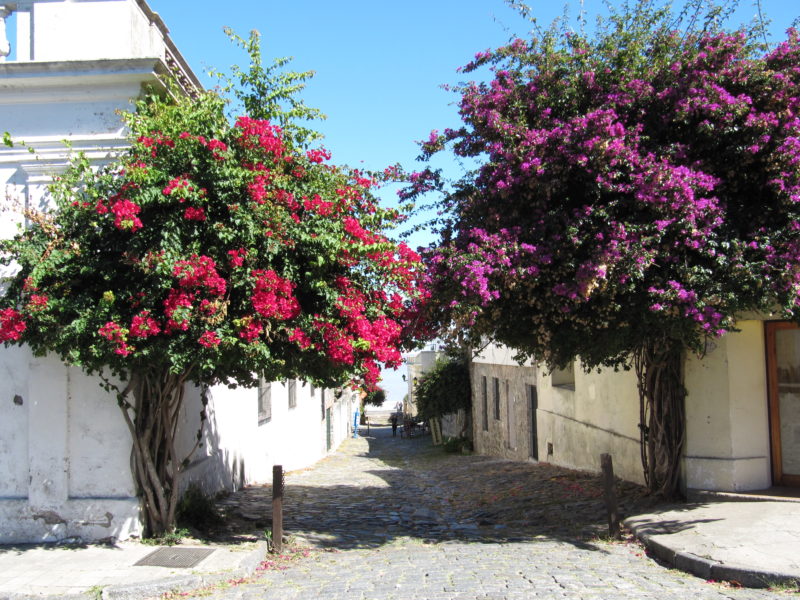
[414,27,800,361]
[110,199,143,231]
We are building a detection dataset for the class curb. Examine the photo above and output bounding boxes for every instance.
[686,489,800,504]
[623,517,799,589]
[0,541,268,600]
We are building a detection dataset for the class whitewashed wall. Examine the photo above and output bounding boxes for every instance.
[178,381,357,492]
[684,320,771,491]
[0,348,141,543]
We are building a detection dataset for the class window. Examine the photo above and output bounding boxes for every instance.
[288,379,297,409]
[493,377,501,420]
[481,376,488,431]
[551,362,575,389]
[258,377,272,424]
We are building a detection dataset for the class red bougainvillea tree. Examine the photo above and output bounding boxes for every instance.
[0,37,425,534]
[409,1,800,497]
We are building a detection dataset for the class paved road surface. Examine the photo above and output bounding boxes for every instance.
[181,426,779,600]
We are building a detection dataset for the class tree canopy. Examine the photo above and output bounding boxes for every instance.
[407,0,800,497]
[0,89,424,391]
[415,356,471,421]
[0,33,426,533]
[411,1,800,370]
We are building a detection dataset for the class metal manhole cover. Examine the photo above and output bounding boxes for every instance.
[135,547,216,568]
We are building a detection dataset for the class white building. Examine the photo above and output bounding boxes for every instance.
[471,317,796,495]
[404,348,443,417]
[0,0,358,544]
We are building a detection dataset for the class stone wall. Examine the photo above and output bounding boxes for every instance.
[471,359,538,462]
[440,409,468,439]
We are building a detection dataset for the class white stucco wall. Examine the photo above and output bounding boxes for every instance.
[0,347,141,543]
[0,347,358,543]
[405,349,444,416]
[684,320,771,491]
[177,381,357,492]
[535,360,644,485]
[8,0,164,63]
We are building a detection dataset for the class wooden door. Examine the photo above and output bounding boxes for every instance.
[766,321,800,486]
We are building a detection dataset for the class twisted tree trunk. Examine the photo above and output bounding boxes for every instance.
[634,338,686,499]
[116,368,206,537]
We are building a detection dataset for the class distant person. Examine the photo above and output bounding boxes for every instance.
[390,413,398,437]
[395,401,403,413]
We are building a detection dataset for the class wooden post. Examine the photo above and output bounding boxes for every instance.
[431,417,443,446]
[600,453,621,539]
[272,464,283,553]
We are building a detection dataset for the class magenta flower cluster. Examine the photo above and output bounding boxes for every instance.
[416,27,800,367]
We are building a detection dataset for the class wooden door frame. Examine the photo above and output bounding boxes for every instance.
[765,321,800,486]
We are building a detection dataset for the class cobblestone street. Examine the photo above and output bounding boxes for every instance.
[184,426,779,600]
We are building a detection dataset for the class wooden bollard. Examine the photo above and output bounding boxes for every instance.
[272,464,283,553]
[600,453,621,540]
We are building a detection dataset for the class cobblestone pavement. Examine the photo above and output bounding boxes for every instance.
[180,425,780,600]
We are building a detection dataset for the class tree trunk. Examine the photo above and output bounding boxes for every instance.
[634,338,686,499]
[116,368,205,537]
[463,345,474,441]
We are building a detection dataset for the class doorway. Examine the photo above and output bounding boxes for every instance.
[765,321,800,486]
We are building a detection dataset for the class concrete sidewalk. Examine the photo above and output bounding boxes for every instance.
[0,540,267,600]
[625,493,800,588]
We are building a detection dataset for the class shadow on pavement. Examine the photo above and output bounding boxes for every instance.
[199,424,664,554]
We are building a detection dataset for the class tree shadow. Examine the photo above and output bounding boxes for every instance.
[202,425,660,554]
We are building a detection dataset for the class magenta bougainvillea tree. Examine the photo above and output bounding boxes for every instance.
[410,1,800,497]
[0,40,424,534]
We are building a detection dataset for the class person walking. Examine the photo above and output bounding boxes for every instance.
[390,413,398,437]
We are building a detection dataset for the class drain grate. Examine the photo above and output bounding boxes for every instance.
[135,547,216,568]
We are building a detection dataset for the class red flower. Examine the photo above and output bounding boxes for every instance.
[27,294,49,312]
[173,255,226,295]
[129,311,161,338]
[183,206,206,221]
[251,270,300,321]
[163,176,193,197]
[198,330,221,348]
[0,308,26,342]
[98,321,130,356]
[228,248,247,268]
[288,328,312,349]
[306,148,331,164]
[238,319,263,342]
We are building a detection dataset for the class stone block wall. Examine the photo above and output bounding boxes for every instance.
[471,360,538,462]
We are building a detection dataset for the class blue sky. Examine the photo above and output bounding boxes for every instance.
[144,0,799,405]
